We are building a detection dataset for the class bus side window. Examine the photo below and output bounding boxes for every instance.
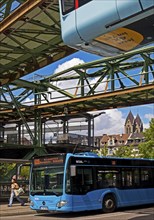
[141,169,153,187]
[97,169,120,188]
[133,169,140,187]
[122,170,133,187]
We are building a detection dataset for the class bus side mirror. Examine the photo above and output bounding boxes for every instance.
[70,165,76,176]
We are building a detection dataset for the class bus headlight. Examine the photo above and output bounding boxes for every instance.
[56,200,67,208]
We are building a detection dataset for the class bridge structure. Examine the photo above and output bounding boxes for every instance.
[0,0,154,159]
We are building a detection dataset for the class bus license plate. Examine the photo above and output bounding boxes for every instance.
[40,206,48,210]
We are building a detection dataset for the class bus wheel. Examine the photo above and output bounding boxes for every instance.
[102,194,116,213]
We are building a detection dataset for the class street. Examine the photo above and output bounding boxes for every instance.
[1,206,154,220]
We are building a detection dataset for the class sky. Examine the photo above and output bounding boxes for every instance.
[23,50,154,136]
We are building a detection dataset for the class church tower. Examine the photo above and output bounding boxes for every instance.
[125,111,134,134]
[125,111,143,134]
[134,114,143,133]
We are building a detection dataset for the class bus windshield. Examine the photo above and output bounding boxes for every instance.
[31,166,64,196]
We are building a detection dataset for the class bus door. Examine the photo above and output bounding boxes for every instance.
[71,166,96,211]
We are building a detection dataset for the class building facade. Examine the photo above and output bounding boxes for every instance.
[99,111,145,155]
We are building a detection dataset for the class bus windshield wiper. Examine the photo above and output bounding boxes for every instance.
[31,191,44,196]
[46,191,60,196]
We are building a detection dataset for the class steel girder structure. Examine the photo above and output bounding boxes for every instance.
[0,0,75,86]
[0,46,153,119]
[0,46,154,157]
[0,46,154,120]
[0,0,74,157]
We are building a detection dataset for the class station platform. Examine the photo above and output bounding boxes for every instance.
[0,203,35,217]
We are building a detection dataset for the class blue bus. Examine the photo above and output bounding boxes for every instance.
[59,0,154,56]
[30,152,154,213]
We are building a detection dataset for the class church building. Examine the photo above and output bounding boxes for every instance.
[124,111,143,134]
[99,111,145,155]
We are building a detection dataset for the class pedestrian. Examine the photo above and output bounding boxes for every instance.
[8,176,25,207]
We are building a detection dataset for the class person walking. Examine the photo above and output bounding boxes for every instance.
[8,176,25,207]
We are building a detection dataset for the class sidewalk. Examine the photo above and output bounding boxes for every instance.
[0,203,36,217]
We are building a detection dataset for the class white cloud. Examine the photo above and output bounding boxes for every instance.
[48,57,107,101]
[143,122,150,130]
[54,58,85,73]
[47,58,85,101]
[144,114,154,120]
[22,97,34,105]
[94,109,125,135]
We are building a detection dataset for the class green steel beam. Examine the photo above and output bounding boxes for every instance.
[12,79,46,91]
[43,82,76,99]
[0,0,21,20]
[5,85,35,142]
[0,0,76,86]
[0,46,153,123]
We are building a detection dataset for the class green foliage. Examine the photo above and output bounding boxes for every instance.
[94,145,108,156]
[137,118,154,159]
[0,163,16,181]
[138,140,154,159]
[143,118,154,141]
[113,145,135,158]
[0,163,30,181]
[113,119,154,159]
[20,165,30,180]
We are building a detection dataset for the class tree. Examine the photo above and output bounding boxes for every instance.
[143,118,154,141]
[95,144,108,156]
[0,162,30,181]
[138,140,154,158]
[113,145,135,158]
[20,165,30,180]
[0,163,16,180]
[138,118,154,159]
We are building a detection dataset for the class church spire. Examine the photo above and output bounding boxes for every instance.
[125,111,134,125]
[134,114,143,133]
[124,111,143,134]
[125,111,134,134]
